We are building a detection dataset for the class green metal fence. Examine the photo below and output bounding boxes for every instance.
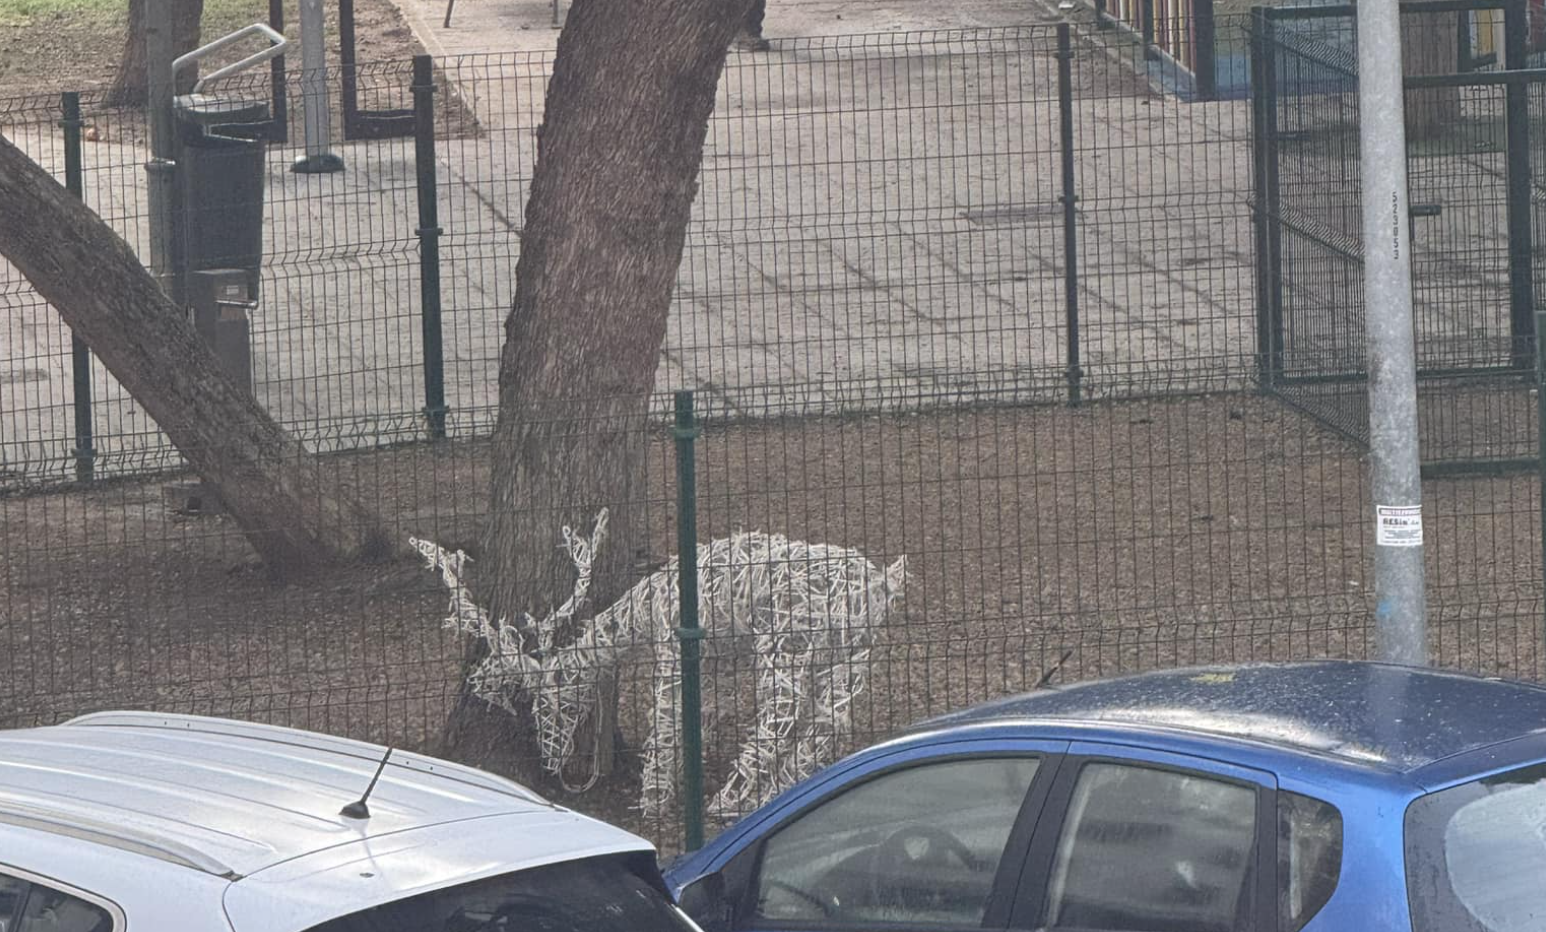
[1,18,1543,851]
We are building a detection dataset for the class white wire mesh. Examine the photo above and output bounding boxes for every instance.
[412,509,907,821]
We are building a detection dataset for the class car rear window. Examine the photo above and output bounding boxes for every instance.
[305,854,698,932]
[0,871,114,932]
[1278,792,1341,932]
[1406,761,1546,932]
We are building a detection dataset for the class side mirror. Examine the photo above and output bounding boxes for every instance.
[678,872,732,932]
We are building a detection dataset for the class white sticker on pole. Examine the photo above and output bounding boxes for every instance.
[1375,505,1423,547]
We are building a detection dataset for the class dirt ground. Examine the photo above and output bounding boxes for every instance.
[2,393,1541,841]
[0,0,421,97]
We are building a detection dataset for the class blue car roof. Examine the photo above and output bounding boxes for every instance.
[915,661,1546,775]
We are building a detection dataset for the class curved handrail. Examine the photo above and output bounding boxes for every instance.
[172,22,289,95]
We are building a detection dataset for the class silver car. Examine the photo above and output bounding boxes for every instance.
[0,711,699,932]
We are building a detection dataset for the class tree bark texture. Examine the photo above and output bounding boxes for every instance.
[0,134,386,572]
[444,0,750,776]
[1401,10,1460,142]
[107,0,204,109]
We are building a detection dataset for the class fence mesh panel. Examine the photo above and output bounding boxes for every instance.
[2,16,1543,850]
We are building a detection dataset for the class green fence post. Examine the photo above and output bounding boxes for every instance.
[61,92,95,483]
[1056,24,1082,408]
[1140,0,1157,59]
[1505,0,1534,373]
[1193,0,1217,101]
[1538,309,1546,676]
[412,55,448,439]
[1250,8,1271,391]
[674,389,705,850]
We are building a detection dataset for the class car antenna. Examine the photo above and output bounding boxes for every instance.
[1034,650,1075,690]
[340,746,393,820]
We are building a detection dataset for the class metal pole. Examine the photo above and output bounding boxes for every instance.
[1258,10,1286,386]
[1250,8,1273,389]
[1537,307,1546,676]
[268,0,289,143]
[1456,10,1472,72]
[1193,0,1217,101]
[293,0,344,173]
[145,0,176,296]
[147,0,174,159]
[674,390,705,851]
[1141,0,1157,59]
[1057,24,1083,407]
[1357,0,1427,664]
[412,56,447,439]
[339,0,360,138]
[61,92,95,484]
[1504,0,1533,371]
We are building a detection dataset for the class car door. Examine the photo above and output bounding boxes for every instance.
[676,737,1068,932]
[1009,742,1277,932]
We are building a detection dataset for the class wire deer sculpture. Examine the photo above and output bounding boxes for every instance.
[412,508,907,821]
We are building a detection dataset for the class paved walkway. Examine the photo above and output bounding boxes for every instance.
[0,0,1264,484]
[397,0,1059,57]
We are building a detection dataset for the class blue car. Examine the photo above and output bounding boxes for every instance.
[666,661,1546,932]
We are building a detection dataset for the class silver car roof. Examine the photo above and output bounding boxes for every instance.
[0,711,577,880]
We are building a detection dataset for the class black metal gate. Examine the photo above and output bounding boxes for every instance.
[1252,0,1544,469]
[338,0,414,139]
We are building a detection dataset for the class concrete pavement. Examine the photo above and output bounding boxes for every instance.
[0,0,1269,485]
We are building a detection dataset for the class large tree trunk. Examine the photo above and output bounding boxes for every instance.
[1401,10,1460,142]
[441,0,748,778]
[0,134,387,573]
[107,0,204,109]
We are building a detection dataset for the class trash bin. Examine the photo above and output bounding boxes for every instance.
[187,268,255,394]
[171,93,269,307]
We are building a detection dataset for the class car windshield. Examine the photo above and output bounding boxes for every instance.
[1406,761,1546,932]
[306,854,699,932]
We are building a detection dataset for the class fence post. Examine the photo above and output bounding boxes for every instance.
[1193,0,1217,101]
[412,55,448,439]
[1505,0,1534,372]
[1456,10,1473,72]
[145,0,177,298]
[61,92,96,483]
[267,0,289,142]
[1254,9,1285,386]
[340,0,361,139]
[674,390,706,851]
[1057,25,1083,407]
[1537,302,1546,675]
[1250,9,1272,389]
[1141,0,1157,59]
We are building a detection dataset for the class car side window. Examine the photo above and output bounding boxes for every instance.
[304,855,696,932]
[0,877,25,932]
[1278,792,1341,932]
[753,757,1041,927]
[1040,763,1258,932]
[0,873,112,932]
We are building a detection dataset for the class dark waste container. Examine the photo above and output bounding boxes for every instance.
[171,93,270,305]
